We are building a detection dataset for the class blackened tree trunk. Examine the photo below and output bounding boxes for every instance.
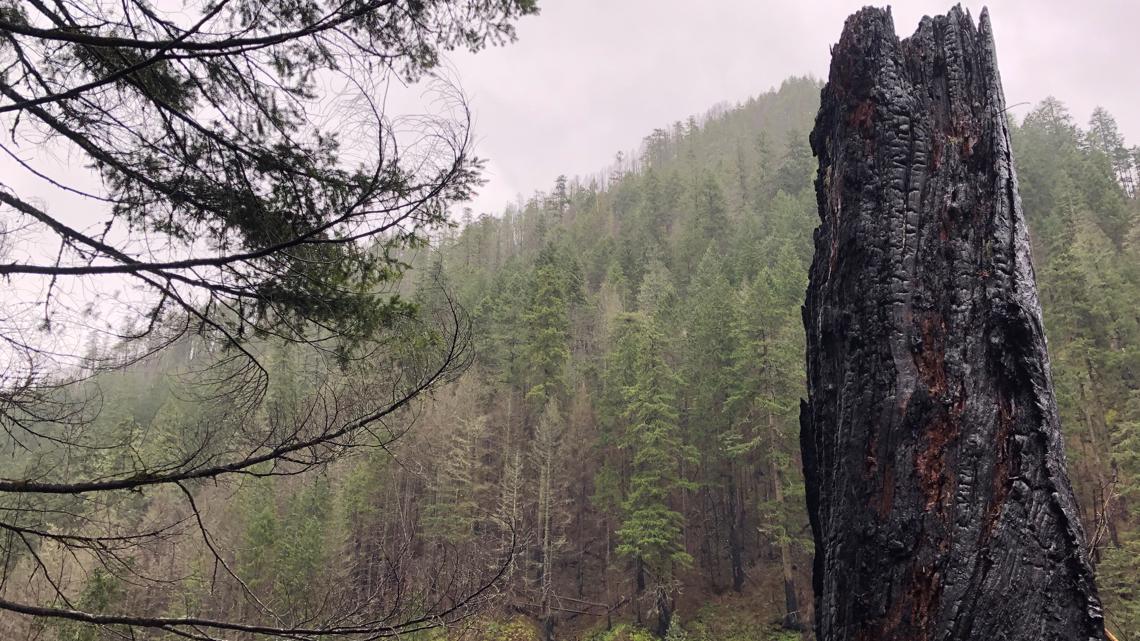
[801,7,1106,641]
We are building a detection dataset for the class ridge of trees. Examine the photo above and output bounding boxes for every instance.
[4,67,1140,640]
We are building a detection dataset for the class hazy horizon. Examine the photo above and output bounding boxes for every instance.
[441,1,1140,216]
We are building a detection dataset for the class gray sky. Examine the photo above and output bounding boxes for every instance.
[442,0,1140,215]
[2,1,1135,365]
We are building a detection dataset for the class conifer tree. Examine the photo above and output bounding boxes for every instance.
[725,243,805,624]
[681,248,737,589]
[524,242,579,407]
[612,313,694,635]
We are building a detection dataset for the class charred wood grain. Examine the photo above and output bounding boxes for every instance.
[801,6,1106,641]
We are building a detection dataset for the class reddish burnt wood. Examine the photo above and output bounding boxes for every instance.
[801,7,1106,641]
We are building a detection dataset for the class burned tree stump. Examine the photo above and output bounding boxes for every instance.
[801,6,1106,641]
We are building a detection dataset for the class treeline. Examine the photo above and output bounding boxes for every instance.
[343,77,1140,638]
[1012,99,1140,636]
[8,77,1140,641]
[417,77,822,638]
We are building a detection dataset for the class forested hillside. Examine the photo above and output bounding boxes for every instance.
[4,77,1139,641]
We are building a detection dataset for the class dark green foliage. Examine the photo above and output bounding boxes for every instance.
[424,81,1139,637]
[1,0,542,387]
[611,313,695,577]
[524,242,582,406]
[1006,103,1140,637]
[55,569,126,641]
[22,74,1140,640]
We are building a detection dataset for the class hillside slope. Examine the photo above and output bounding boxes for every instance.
[9,77,1139,641]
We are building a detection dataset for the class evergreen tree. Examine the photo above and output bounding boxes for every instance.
[612,313,695,634]
[524,242,581,407]
[681,248,738,590]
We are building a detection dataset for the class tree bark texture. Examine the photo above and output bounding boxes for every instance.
[801,7,1106,641]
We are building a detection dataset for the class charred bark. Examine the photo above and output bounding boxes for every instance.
[801,7,1105,641]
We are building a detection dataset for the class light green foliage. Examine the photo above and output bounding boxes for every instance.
[234,475,333,611]
[1100,533,1140,640]
[685,598,801,641]
[679,593,807,638]
[773,129,814,196]
[634,259,680,334]
[278,477,332,610]
[237,479,281,595]
[664,617,688,641]
[1115,392,1140,501]
[55,569,126,641]
[475,617,545,641]
[612,313,696,577]
[684,249,735,437]
[586,623,658,641]
[723,243,808,556]
[1011,101,1140,629]
[476,262,531,388]
[338,454,386,529]
[36,76,1140,639]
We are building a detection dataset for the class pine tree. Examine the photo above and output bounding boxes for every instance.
[1087,107,1136,198]
[612,313,695,635]
[278,476,332,614]
[237,479,281,599]
[774,128,813,195]
[681,248,737,590]
[725,242,805,624]
[524,242,579,407]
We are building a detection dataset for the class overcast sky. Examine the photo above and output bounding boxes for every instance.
[3,1,1135,361]
[438,0,1140,216]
